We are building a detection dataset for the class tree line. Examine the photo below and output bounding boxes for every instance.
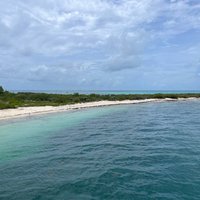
[0,85,200,109]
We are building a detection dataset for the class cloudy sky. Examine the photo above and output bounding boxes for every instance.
[0,0,200,90]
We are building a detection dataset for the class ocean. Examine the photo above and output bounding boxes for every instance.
[10,90,200,94]
[0,100,200,199]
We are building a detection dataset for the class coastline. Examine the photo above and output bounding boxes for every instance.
[0,97,198,121]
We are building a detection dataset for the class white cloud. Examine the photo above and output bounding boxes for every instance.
[0,0,200,89]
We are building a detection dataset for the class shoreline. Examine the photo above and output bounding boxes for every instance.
[0,97,198,121]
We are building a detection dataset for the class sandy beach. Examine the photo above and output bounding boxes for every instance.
[0,98,198,121]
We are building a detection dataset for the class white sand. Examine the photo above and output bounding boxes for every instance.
[0,98,198,121]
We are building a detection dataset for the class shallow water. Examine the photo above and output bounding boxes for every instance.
[0,101,200,200]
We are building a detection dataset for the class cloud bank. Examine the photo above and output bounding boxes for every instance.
[0,0,200,90]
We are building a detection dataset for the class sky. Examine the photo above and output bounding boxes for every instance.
[0,0,200,91]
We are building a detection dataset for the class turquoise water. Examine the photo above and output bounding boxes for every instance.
[0,101,200,199]
[11,89,200,94]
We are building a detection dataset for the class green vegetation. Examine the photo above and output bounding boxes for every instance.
[0,86,200,110]
[0,86,4,94]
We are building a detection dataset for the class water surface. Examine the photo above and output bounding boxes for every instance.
[0,101,200,200]
[11,89,200,94]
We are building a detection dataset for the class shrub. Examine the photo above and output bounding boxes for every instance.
[0,86,4,94]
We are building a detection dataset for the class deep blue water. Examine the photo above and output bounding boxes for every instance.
[0,100,200,200]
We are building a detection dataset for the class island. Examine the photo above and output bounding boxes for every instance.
[0,86,200,120]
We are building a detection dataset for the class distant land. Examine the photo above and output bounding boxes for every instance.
[9,89,200,95]
[0,86,200,110]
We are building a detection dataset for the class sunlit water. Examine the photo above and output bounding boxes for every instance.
[0,100,200,200]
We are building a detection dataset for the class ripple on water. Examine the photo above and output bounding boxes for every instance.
[0,101,200,200]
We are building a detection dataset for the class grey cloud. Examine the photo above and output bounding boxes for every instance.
[1,0,200,89]
[104,55,141,71]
